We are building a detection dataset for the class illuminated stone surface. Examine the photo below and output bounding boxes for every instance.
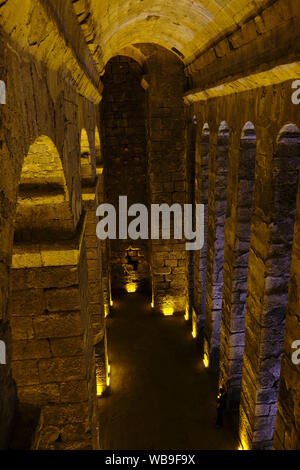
[0,0,300,451]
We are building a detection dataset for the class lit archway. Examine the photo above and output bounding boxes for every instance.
[14,136,73,243]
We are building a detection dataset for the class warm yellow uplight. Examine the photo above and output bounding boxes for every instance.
[238,438,249,450]
[192,311,198,339]
[151,301,154,309]
[104,304,110,318]
[184,306,189,321]
[162,306,174,316]
[110,300,113,307]
[126,283,137,293]
[97,384,105,397]
[203,352,209,368]
[106,363,111,387]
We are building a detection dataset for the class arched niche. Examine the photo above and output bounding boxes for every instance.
[14,136,73,243]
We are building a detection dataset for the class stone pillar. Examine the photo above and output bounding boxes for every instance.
[204,123,229,370]
[9,225,99,450]
[96,168,111,316]
[82,177,108,396]
[273,129,300,450]
[193,123,210,339]
[219,125,256,409]
[146,46,187,314]
[239,124,299,449]
[273,213,300,449]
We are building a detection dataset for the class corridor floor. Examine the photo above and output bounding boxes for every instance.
[98,293,238,450]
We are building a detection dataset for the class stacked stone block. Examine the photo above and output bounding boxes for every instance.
[9,241,99,450]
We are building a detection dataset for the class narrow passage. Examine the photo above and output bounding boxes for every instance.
[98,293,237,450]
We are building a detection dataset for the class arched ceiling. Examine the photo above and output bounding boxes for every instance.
[88,0,268,67]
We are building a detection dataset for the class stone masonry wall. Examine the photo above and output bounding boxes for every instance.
[0,28,100,448]
[100,56,150,294]
[144,45,188,314]
[190,79,300,449]
[219,124,256,410]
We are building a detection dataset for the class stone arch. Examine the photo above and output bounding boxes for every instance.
[108,46,148,74]
[239,123,300,450]
[80,129,93,185]
[205,120,229,370]
[219,122,256,410]
[14,136,73,243]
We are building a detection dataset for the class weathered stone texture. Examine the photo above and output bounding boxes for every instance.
[101,56,151,294]
[145,45,188,314]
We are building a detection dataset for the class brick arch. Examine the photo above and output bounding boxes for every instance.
[88,0,263,66]
[14,135,74,243]
[108,46,148,74]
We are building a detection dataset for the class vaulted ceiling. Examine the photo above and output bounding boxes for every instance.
[88,0,268,66]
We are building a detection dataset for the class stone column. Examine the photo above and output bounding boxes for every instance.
[204,123,229,370]
[219,125,256,409]
[193,123,210,340]
[273,210,300,448]
[146,46,187,315]
[273,129,300,450]
[9,223,99,450]
[238,124,299,449]
[82,177,108,396]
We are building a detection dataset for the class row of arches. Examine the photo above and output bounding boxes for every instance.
[190,119,300,449]
[8,123,108,449]
[14,127,102,244]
